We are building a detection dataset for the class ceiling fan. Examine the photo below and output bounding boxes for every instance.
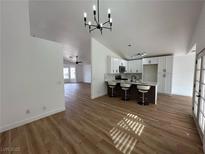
[75,56,83,64]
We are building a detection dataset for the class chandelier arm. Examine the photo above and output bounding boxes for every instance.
[102,27,112,30]
[103,20,110,25]
[90,27,97,32]
[85,24,97,27]
[94,16,99,25]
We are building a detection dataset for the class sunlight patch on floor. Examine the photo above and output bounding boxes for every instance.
[109,113,145,154]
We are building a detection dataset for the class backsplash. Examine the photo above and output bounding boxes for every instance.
[104,73,142,81]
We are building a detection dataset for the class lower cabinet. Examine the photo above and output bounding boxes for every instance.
[157,72,172,94]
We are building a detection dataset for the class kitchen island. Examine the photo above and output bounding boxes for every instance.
[106,80,157,104]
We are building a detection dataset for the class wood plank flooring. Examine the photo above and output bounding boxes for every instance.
[0,83,203,154]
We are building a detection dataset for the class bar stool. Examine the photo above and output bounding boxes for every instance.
[108,81,117,97]
[120,83,131,102]
[137,85,151,105]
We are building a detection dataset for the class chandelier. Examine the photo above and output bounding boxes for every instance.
[83,0,112,34]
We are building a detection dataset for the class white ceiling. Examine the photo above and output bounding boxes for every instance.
[29,0,203,63]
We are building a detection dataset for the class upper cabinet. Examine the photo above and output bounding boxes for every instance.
[143,57,158,65]
[127,59,142,73]
[119,59,127,67]
[107,56,127,73]
[158,56,173,73]
[135,59,143,73]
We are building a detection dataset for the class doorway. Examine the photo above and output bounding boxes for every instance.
[63,65,76,83]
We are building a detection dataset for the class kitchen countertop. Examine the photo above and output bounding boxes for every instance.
[105,80,157,86]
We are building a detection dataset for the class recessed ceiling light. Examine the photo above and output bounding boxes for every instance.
[128,44,132,47]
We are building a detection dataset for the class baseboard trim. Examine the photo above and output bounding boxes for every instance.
[0,107,65,133]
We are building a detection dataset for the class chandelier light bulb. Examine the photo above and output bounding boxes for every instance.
[110,18,112,23]
[93,5,96,11]
[84,12,87,18]
[83,0,113,34]
[108,8,111,14]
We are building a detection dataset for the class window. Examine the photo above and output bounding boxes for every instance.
[70,67,76,79]
[63,68,69,79]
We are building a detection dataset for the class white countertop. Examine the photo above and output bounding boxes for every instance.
[105,80,157,86]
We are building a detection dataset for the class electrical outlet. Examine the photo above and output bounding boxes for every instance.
[26,109,30,114]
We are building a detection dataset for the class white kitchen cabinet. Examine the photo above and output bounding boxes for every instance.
[165,56,173,73]
[113,58,119,73]
[143,57,158,65]
[137,59,143,73]
[158,56,173,73]
[107,56,128,73]
[158,57,166,73]
[157,56,173,94]
[157,72,172,94]
[119,59,127,67]
[107,56,119,73]
[157,72,165,93]
[164,73,172,94]
[127,60,142,73]
[128,61,134,73]
[133,59,142,73]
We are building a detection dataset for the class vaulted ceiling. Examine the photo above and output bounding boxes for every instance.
[29,0,203,63]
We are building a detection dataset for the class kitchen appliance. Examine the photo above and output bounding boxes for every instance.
[115,75,128,81]
[119,66,126,73]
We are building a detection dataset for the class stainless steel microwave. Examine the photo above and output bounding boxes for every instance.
[119,66,126,73]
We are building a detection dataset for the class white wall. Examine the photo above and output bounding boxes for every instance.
[83,64,91,83]
[143,64,158,82]
[191,2,205,54]
[0,0,2,129]
[1,1,65,132]
[76,64,84,82]
[91,38,120,99]
[172,53,195,96]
